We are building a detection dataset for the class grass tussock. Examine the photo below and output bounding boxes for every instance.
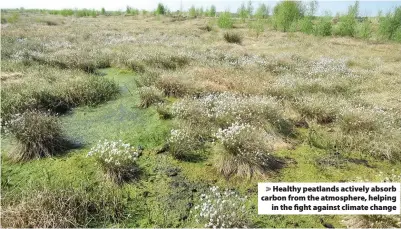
[213,123,284,178]
[223,32,242,44]
[1,69,119,122]
[4,110,67,162]
[1,183,128,227]
[138,86,164,108]
[87,140,141,184]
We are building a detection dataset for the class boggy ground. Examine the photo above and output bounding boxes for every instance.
[1,12,401,228]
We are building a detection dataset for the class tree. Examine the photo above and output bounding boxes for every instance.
[273,0,304,32]
[189,5,196,17]
[101,7,106,15]
[156,3,166,15]
[307,0,318,17]
[247,0,254,18]
[210,5,216,17]
[255,3,269,19]
[238,3,248,22]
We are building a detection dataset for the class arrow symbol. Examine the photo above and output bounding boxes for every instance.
[266,187,271,192]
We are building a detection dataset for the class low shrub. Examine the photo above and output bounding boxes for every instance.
[138,86,164,108]
[192,186,249,228]
[299,17,314,34]
[87,140,140,184]
[357,20,372,39]
[335,2,359,37]
[217,12,233,29]
[314,18,332,36]
[4,110,66,162]
[223,32,242,44]
[379,7,401,41]
[249,20,265,37]
[213,122,283,178]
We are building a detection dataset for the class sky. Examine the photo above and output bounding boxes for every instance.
[1,0,401,16]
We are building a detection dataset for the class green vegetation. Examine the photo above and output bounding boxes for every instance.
[1,3,401,228]
[379,6,401,41]
[272,1,304,32]
[156,3,166,15]
[4,110,67,162]
[223,32,242,44]
[217,11,234,29]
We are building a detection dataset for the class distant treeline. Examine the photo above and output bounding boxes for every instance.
[1,1,400,42]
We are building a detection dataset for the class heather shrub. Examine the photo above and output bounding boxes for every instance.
[192,186,249,228]
[138,86,164,108]
[87,140,140,184]
[4,110,66,162]
[223,32,242,44]
[213,122,283,178]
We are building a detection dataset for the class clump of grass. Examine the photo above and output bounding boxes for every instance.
[138,86,164,108]
[4,110,67,162]
[43,19,59,26]
[134,71,160,87]
[199,24,213,32]
[223,32,242,44]
[123,59,146,73]
[61,75,120,107]
[217,11,233,29]
[155,74,193,97]
[156,103,173,119]
[294,93,342,124]
[1,183,128,227]
[213,122,283,178]
[168,128,203,160]
[87,140,140,184]
[144,55,190,70]
[192,186,249,228]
